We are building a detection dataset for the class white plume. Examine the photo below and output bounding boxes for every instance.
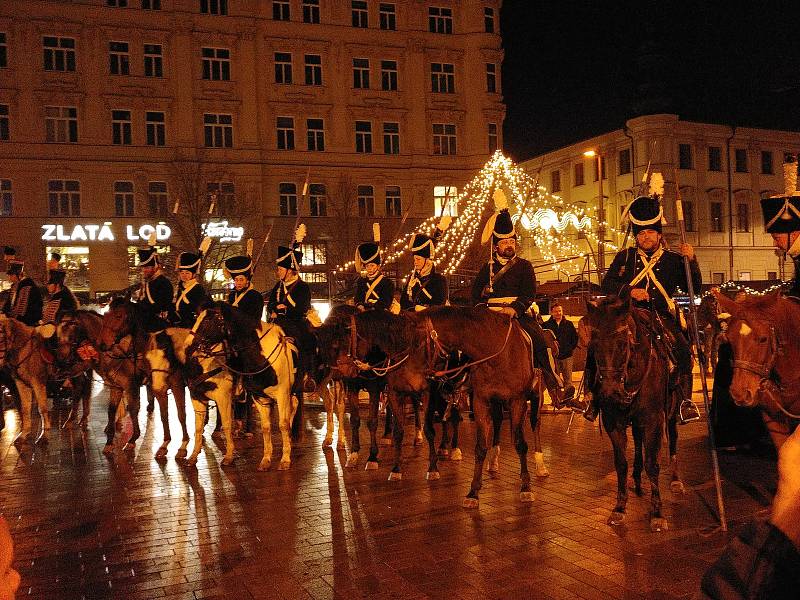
[437,215,452,232]
[294,223,306,244]
[493,189,508,210]
[199,236,211,256]
[372,222,381,243]
[649,172,665,198]
[246,238,253,257]
[172,199,180,214]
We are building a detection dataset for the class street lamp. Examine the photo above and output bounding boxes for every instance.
[584,149,605,278]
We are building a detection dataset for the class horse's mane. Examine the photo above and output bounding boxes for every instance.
[356,310,416,354]
[153,329,182,367]
[735,293,800,333]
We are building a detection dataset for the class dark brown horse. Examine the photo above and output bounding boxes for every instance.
[583,295,670,531]
[714,291,800,448]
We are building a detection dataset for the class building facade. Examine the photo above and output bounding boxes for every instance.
[520,114,800,285]
[0,0,504,298]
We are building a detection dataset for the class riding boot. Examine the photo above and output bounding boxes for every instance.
[519,315,580,411]
[672,329,700,424]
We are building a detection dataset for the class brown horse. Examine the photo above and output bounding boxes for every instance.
[583,295,670,531]
[714,291,800,448]
[93,300,190,458]
[695,293,723,374]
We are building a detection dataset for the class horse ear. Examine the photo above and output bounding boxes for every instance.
[714,291,741,317]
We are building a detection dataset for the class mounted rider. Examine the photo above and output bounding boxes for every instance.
[471,192,580,410]
[2,260,43,327]
[171,238,211,329]
[224,249,264,321]
[584,194,702,423]
[354,224,395,312]
[41,268,79,324]
[266,225,316,386]
[761,156,800,298]
[399,219,450,312]
[134,236,173,333]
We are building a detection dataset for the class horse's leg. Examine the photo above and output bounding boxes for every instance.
[631,424,644,497]
[510,396,533,502]
[187,397,206,467]
[123,383,141,451]
[763,411,791,451]
[215,377,235,466]
[529,390,548,477]
[154,389,171,460]
[365,385,381,470]
[606,421,629,525]
[278,388,298,471]
[256,398,273,471]
[435,390,450,457]
[345,385,361,467]
[424,389,441,480]
[32,377,50,444]
[321,379,335,448]
[387,390,405,481]
[645,417,666,532]
[381,397,393,445]
[13,382,33,443]
[449,406,463,461]
[464,393,492,508]
[103,388,122,453]
[172,378,190,460]
[666,411,684,494]
[413,395,423,446]
[486,400,503,474]
[334,381,348,450]
[79,373,91,430]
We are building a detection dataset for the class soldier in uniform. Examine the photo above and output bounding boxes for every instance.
[584,195,702,423]
[171,246,209,329]
[761,181,800,298]
[46,252,61,274]
[135,244,174,333]
[224,254,264,320]
[471,205,580,410]
[2,261,43,326]
[41,269,79,324]
[400,230,448,311]
[354,225,395,311]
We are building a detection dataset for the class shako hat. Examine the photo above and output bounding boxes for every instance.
[47,269,67,286]
[137,231,160,267]
[410,215,451,260]
[224,255,253,278]
[625,196,664,235]
[481,190,516,246]
[355,223,382,272]
[177,252,202,273]
[761,156,800,234]
[276,244,303,270]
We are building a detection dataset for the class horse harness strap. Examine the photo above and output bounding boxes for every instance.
[347,313,410,375]
[425,317,514,378]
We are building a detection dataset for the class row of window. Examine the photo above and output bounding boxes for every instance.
[680,199,753,234]
[0,179,418,220]
[0,104,499,154]
[678,143,788,175]
[551,150,630,193]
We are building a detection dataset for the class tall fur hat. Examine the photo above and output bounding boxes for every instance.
[355,223,381,271]
[137,231,159,267]
[177,252,201,273]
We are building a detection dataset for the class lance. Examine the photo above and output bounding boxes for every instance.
[674,171,727,532]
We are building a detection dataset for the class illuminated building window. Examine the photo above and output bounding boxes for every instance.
[433,186,457,216]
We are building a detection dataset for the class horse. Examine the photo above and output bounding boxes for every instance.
[582,294,672,531]
[188,302,299,470]
[714,291,800,449]
[315,304,389,470]
[146,327,235,466]
[695,293,723,374]
[94,300,190,458]
[0,316,52,443]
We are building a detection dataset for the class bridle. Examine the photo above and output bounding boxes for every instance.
[593,316,654,404]
[345,313,410,377]
[422,316,514,379]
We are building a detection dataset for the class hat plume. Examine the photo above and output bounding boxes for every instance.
[294,223,306,244]
[372,223,381,243]
[493,189,508,210]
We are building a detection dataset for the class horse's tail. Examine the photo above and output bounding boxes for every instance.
[291,389,304,441]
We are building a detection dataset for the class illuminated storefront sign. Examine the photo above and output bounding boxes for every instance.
[41,222,172,242]
[201,220,244,242]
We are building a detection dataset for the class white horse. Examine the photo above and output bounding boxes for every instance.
[190,304,299,471]
[0,316,51,444]
[146,327,235,466]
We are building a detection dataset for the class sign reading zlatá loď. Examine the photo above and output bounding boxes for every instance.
[41,222,172,243]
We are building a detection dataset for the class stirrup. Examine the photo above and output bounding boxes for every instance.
[679,400,700,424]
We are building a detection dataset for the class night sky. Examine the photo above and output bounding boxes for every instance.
[500,2,800,161]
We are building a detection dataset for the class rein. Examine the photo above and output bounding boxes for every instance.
[346,313,411,376]
[424,316,514,378]
[595,314,655,403]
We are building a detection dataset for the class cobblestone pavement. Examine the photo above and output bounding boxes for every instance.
[0,376,777,600]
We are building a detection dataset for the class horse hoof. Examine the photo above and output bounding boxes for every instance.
[336,440,347,450]
[437,448,449,458]
[278,460,291,471]
[650,517,668,532]
[387,471,402,481]
[365,461,379,471]
[519,491,535,503]
[608,511,626,526]
[414,431,423,446]
[426,471,440,481]
[345,453,359,468]
[462,497,479,509]
[670,480,686,494]
[257,460,271,471]
[450,448,463,461]
[154,448,168,460]
[322,437,333,449]
[102,444,114,455]
[380,437,392,446]
[175,448,188,460]
[222,455,234,466]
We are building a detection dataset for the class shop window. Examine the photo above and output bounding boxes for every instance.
[46,246,89,292]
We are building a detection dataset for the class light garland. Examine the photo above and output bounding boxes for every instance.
[335,151,620,277]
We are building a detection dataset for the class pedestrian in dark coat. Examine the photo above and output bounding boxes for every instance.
[2,261,43,326]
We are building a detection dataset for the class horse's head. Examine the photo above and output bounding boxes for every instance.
[715,291,779,407]
[55,311,81,361]
[584,293,638,403]
[187,304,228,355]
[98,298,136,350]
[314,304,360,378]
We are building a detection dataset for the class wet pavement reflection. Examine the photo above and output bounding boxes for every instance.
[0,381,777,599]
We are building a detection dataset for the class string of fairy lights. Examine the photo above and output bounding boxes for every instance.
[334,151,619,277]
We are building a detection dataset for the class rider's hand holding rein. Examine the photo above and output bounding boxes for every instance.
[631,288,650,302]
